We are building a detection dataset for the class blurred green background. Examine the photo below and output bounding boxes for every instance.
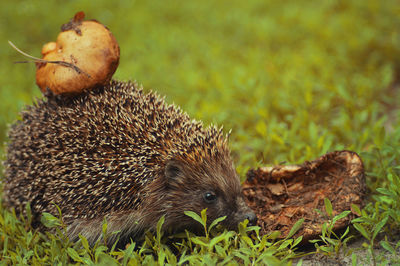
[0,0,399,178]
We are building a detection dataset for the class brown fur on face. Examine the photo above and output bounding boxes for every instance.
[146,153,253,235]
[3,80,255,246]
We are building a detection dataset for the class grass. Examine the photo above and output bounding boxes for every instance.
[1,0,400,264]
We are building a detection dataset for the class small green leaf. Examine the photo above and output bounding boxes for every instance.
[2,236,8,256]
[340,226,350,240]
[24,202,32,225]
[40,212,61,228]
[214,244,226,257]
[156,215,165,243]
[209,233,228,249]
[324,237,339,246]
[241,235,254,248]
[79,234,90,252]
[67,247,83,263]
[102,218,108,236]
[202,254,217,265]
[351,217,364,223]
[352,253,357,266]
[321,222,327,237]
[258,253,282,265]
[353,223,370,241]
[380,240,396,254]
[256,235,269,251]
[376,187,395,197]
[158,250,166,265]
[200,208,207,225]
[372,215,388,241]
[96,253,118,265]
[351,204,361,216]
[190,237,208,247]
[285,218,304,239]
[319,245,333,253]
[238,219,249,236]
[343,235,355,245]
[293,236,303,247]
[209,216,226,232]
[184,211,205,227]
[267,231,281,240]
[277,239,292,250]
[332,210,351,224]
[122,242,136,266]
[324,198,333,217]
[94,246,108,262]
[233,250,251,265]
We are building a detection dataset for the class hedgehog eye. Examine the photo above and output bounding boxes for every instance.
[203,191,217,204]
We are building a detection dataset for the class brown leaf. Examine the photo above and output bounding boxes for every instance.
[242,150,366,243]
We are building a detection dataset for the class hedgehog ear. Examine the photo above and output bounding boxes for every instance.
[165,160,184,182]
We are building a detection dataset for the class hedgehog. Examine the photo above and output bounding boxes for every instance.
[2,80,256,245]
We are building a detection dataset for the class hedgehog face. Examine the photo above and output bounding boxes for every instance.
[157,157,257,234]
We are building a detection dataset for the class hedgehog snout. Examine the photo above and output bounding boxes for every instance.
[241,210,257,226]
[223,196,257,229]
[236,197,257,226]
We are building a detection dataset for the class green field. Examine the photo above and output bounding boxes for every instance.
[1,0,399,264]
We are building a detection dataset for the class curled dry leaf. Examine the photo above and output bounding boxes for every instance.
[36,11,120,95]
[242,150,366,243]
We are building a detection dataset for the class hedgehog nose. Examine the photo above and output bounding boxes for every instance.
[244,211,257,226]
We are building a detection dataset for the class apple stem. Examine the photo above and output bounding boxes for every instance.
[8,40,91,78]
